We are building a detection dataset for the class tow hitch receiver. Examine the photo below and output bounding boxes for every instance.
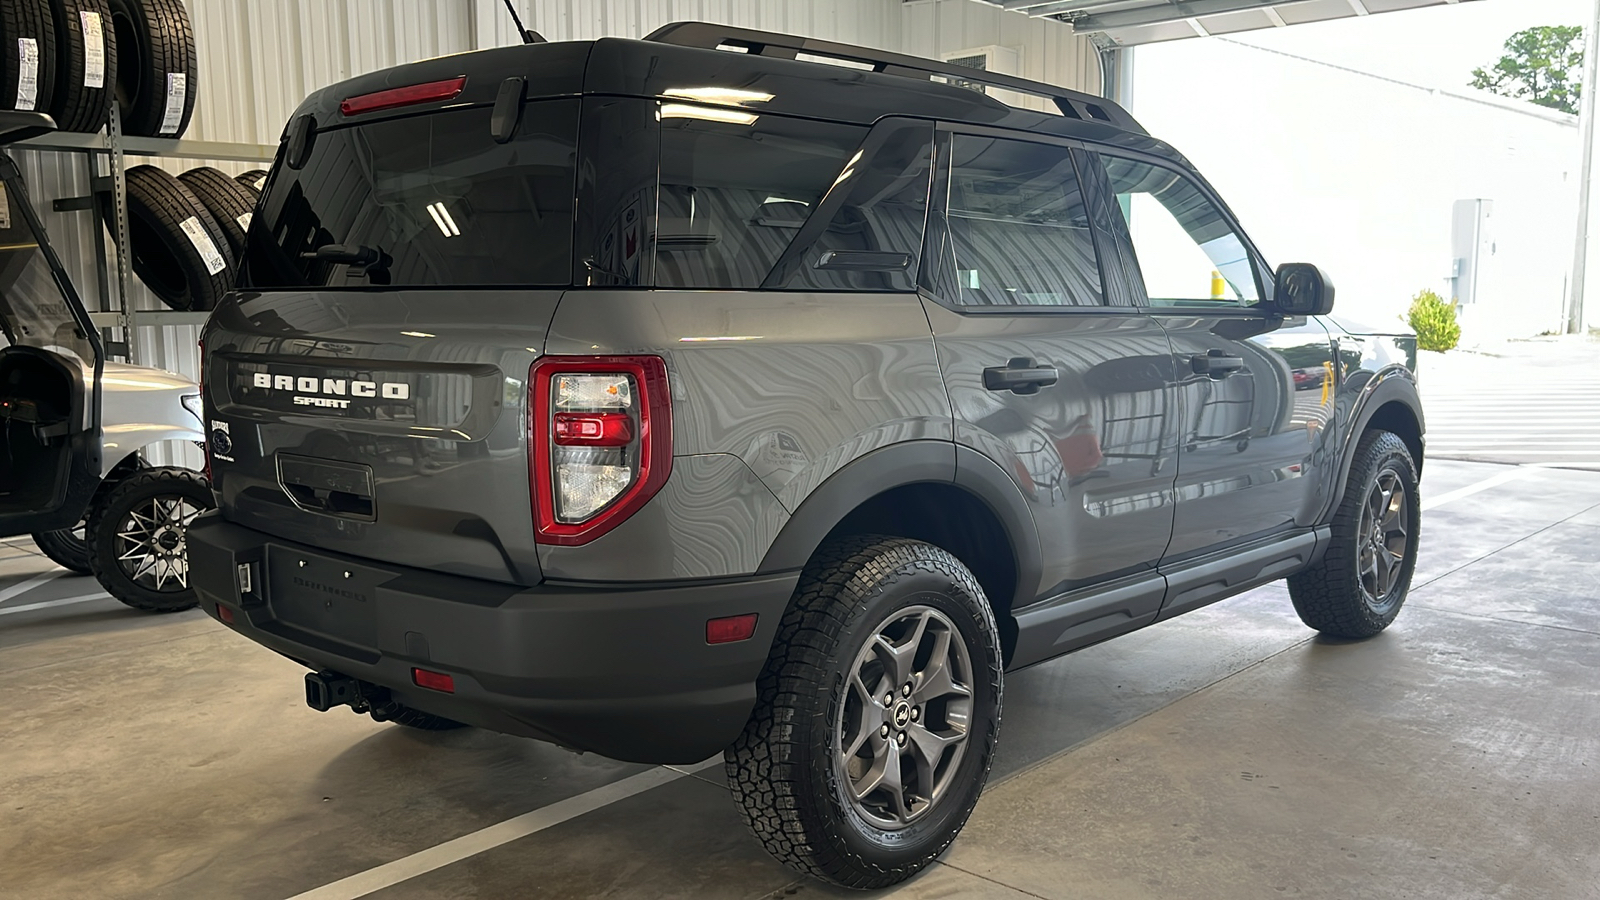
[304,671,410,722]
[305,671,394,715]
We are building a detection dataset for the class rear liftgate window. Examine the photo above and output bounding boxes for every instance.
[241,99,579,288]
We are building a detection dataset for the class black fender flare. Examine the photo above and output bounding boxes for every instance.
[755,440,1043,614]
[1323,366,1426,523]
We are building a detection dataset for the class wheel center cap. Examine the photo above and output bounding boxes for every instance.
[157,531,181,550]
[892,700,912,729]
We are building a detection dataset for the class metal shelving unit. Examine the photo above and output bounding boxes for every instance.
[13,107,275,362]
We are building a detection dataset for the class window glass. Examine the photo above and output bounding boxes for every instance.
[0,184,93,362]
[241,99,578,289]
[656,108,866,289]
[941,135,1103,308]
[1098,156,1259,308]
[781,122,933,293]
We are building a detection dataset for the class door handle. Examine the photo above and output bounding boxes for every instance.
[984,357,1059,395]
[1191,350,1245,379]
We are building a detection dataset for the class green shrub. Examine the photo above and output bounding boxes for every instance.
[1407,289,1461,351]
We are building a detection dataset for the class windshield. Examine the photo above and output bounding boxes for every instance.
[0,179,94,362]
[241,99,579,289]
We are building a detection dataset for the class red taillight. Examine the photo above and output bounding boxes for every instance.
[412,668,455,693]
[341,76,467,116]
[553,412,634,446]
[706,614,759,644]
[529,356,672,546]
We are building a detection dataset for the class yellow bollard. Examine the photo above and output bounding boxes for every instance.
[1210,270,1226,300]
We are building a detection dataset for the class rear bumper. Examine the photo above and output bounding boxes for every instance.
[188,513,797,764]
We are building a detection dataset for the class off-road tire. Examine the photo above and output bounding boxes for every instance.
[87,466,213,612]
[32,525,91,574]
[107,0,195,137]
[32,454,148,575]
[2,0,57,115]
[725,536,1003,889]
[178,166,257,257]
[46,0,115,132]
[123,164,233,310]
[1289,429,1420,638]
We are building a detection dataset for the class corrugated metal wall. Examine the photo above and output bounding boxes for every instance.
[12,0,1099,465]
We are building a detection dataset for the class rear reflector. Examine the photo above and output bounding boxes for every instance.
[706,613,759,645]
[216,604,235,624]
[341,76,467,116]
[412,668,456,693]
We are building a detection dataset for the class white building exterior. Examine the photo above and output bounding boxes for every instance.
[1132,36,1582,339]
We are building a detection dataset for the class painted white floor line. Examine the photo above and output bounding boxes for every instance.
[0,592,109,616]
[285,758,721,900]
[1422,466,1542,512]
[0,570,64,606]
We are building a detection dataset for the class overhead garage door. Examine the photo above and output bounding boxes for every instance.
[991,0,1487,47]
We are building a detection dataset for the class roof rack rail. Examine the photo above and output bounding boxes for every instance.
[641,22,1144,133]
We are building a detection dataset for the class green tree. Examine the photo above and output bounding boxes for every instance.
[1470,25,1585,115]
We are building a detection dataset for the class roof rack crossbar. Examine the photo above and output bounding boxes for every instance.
[642,22,1142,132]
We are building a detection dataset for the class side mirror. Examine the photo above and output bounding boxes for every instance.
[1272,263,1335,316]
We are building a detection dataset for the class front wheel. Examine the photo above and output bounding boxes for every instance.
[725,536,1003,889]
[1289,430,1420,638]
[87,468,214,612]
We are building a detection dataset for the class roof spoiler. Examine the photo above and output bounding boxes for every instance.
[0,111,57,146]
[642,21,1144,133]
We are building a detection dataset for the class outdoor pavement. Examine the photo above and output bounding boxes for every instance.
[1,458,1597,900]
[1419,334,1600,468]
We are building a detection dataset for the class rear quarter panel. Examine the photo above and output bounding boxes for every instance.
[541,290,949,581]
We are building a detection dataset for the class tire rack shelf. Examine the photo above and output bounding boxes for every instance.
[13,106,275,363]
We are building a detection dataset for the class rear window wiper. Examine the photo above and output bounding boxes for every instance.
[301,244,392,284]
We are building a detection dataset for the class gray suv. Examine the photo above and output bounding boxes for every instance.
[190,23,1425,889]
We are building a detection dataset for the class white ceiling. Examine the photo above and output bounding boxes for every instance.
[988,0,1486,47]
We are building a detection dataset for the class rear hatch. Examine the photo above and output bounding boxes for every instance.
[202,49,587,585]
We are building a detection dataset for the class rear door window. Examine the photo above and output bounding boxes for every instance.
[241,99,578,289]
[930,134,1104,308]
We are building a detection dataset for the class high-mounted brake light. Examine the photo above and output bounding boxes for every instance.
[530,356,672,546]
[341,76,467,116]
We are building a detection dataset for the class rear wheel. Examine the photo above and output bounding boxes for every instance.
[87,467,213,612]
[725,536,1003,889]
[33,455,149,575]
[32,522,91,574]
[1289,430,1420,638]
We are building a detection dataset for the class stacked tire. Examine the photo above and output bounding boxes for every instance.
[2,1,58,119]
[3,0,195,138]
[123,165,233,310]
[122,163,259,311]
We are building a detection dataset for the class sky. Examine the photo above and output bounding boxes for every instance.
[1220,0,1592,96]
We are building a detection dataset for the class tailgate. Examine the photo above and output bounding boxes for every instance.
[202,290,559,584]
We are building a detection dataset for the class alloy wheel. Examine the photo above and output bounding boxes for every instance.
[114,496,202,592]
[1358,467,1409,608]
[835,605,974,829]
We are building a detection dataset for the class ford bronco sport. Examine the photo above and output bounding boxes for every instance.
[189,23,1425,889]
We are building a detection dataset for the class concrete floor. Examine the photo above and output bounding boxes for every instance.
[1,458,1597,900]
